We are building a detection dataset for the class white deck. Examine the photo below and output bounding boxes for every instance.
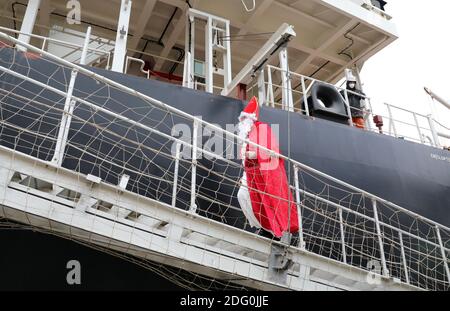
[0,146,419,291]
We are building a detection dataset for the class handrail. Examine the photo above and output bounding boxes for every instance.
[1,31,448,235]
[266,64,449,148]
[0,26,111,56]
[125,56,150,79]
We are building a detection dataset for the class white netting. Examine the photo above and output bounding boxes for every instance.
[0,36,448,291]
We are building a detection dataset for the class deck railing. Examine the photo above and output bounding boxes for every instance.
[260,64,450,149]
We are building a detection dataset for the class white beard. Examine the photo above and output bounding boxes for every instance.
[237,116,261,229]
[237,117,255,162]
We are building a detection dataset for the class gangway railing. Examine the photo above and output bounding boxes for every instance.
[0,32,449,291]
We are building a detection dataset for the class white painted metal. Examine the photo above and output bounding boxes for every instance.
[425,87,450,110]
[17,0,41,52]
[172,142,181,208]
[343,89,354,126]
[183,8,232,94]
[266,68,275,108]
[398,232,410,285]
[257,69,266,106]
[118,174,130,190]
[51,69,78,166]
[279,47,294,112]
[372,199,389,277]
[293,166,305,250]
[204,17,213,93]
[222,19,232,95]
[435,226,450,283]
[0,26,112,67]
[112,0,132,73]
[438,131,450,140]
[338,207,347,264]
[427,115,441,148]
[79,26,92,65]
[412,113,425,144]
[125,56,150,78]
[221,23,296,97]
[183,11,195,88]
[190,120,198,213]
[300,76,310,116]
[386,103,398,138]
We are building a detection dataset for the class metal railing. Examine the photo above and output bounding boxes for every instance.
[262,64,450,149]
[0,22,186,81]
[0,32,449,290]
[0,25,112,69]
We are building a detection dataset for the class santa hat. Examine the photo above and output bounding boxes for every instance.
[239,96,259,121]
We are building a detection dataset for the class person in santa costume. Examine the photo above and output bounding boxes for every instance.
[237,96,299,241]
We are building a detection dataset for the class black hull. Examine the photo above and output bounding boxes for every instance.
[0,222,181,291]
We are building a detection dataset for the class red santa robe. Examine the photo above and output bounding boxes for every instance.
[238,98,299,238]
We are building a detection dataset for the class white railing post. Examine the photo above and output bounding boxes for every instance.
[172,142,181,208]
[412,112,425,144]
[343,89,354,127]
[293,165,305,249]
[266,66,275,108]
[79,26,92,65]
[279,47,293,112]
[17,0,41,52]
[51,69,78,166]
[372,198,389,277]
[106,52,112,70]
[189,120,199,213]
[364,97,373,131]
[435,226,450,283]
[257,68,266,106]
[204,17,213,93]
[112,0,132,73]
[300,76,309,116]
[398,231,410,284]
[427,115,441,148]
[386,103,398,138]
[41,37,47,51]
[338,206,347,264]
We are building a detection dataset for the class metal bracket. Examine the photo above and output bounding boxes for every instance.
[221,23,296,97]
[268,242,293,285]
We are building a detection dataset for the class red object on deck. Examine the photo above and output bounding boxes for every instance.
[352,117,365,129]
[373,115,384,133]
[149,70,183,82]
